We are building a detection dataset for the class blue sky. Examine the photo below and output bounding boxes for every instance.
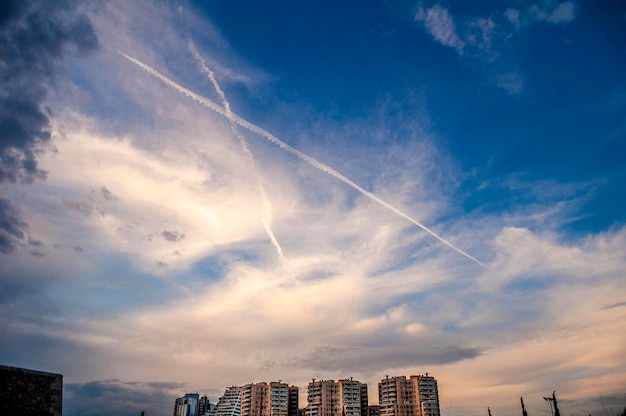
[1,1,625,416]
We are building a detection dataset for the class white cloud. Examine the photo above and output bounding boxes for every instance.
[505,8,522,29]
[484,226,626,290]
[13,222,624,410]
[497,72,523,95]
[507,1,577,29]
[466,17,497,59]
[412,1,576,97]
[531,1,577,24]
[415,5,465,52]
[37,120,272,273]
[2,2,624,415]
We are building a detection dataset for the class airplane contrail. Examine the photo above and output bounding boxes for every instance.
[119,51,487,267]
[188,40,285,260]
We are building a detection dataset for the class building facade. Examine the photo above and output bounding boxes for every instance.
[359,382,369,416]
[174,393,206,416]
[0,365,63,416]
[199,395,214,416]
[240,381,299,416]
[413,375,439,416]
[378,375,439,416]
[210,386,243,416]
[306,379,368,416]
[368,405,380,416]
[289,384,299,416]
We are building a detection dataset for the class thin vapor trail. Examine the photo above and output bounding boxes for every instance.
[119,51,487,267]
[188,40,285,260]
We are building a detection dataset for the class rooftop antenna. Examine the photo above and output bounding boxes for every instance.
[544,395,554,416]
[521,397,528,416]
[600,392,608,416]
[553,391,561,416]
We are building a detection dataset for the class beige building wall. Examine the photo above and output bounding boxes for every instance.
[377,375,439,416]
[410,376,439,416]
[306,379,368,416]
[241,382,298,416]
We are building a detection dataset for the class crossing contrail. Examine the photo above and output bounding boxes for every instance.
[119,51,487,267]
[188,40,285,260]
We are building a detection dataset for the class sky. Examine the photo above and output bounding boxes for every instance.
[1,0,625,415]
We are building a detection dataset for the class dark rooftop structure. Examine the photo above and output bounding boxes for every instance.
[0,365,63,416]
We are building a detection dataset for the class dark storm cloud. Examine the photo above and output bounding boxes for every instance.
[162,230,185,242]
[0,197,28,253]
[281,345,482,373]
[0,0,98,184]
[65,379,186,416]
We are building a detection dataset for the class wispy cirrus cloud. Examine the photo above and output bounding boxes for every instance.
[414,4,496,57]
[415,5,465,52]
[2,2,625,416]
[497,72,524,95]
[506,1,577,29]
[414,2,578,95]
[530,1,577,24]
[413,4,514,93]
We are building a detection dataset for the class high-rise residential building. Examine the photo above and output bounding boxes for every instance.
[175,397,187,416]
[199,395,214,416]
[338,379,365,416]
[241,381,299,416]
[378,375,439,416]
[289,385,299,416]
[174,393,201,416]
[306,379,368,416]
[210,386,243,416]
[359,382,369,416]
[306,379,335,416]
[413,375,439,416]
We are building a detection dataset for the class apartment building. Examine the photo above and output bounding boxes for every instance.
[413,375,439,416]
[306,379,368,416]
[174,393,200,416]
[378,375,439,416]
[210,386,243,416]
[240,381,299,416]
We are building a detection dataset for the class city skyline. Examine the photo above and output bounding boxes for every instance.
[1,1,625,416]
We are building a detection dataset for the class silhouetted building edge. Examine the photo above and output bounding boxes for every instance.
[0,364,63,416]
